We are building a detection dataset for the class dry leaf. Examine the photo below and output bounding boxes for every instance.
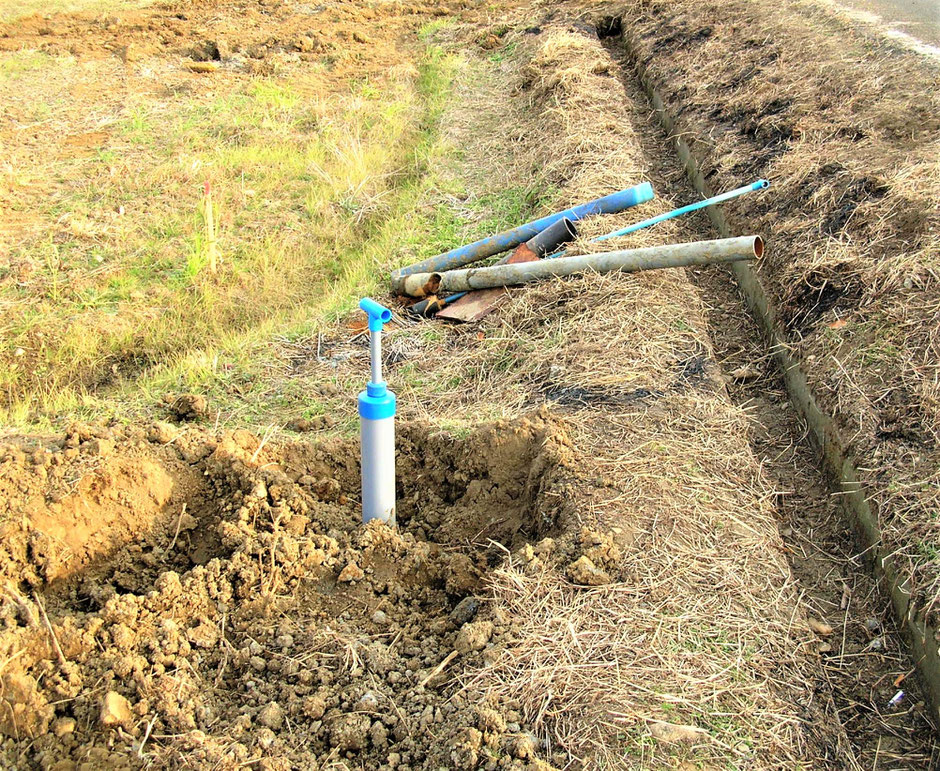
[647,719,708,743]
[729,365,760,381]
[808,618,834,636]
[185,61,219,73]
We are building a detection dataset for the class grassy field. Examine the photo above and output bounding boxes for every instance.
[0,13,542,431]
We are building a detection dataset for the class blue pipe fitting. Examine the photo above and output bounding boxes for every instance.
[359,383,396,420]
[594,180,770,242]
[359,298,392,332]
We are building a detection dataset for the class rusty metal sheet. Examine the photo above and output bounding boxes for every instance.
[435,287,509,322]
[435,243,540,322]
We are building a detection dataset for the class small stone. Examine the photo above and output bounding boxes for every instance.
[371,609,389,625]
[808,618,834,636]
[455,621,493,655]
[449,597,479,626]
[338,563,364,583]
[865,617,880,632]
[258,701,284,729]
[100,691,132,727]
[53,717,76,737]
[567,555,611,586]
[647,719,708,743]
[357,692,378,711]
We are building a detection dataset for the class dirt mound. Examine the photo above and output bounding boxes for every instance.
[0,414,577,768]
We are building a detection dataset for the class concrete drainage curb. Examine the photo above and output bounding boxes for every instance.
[618,28,940,724]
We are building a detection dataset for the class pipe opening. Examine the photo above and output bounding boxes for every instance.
[753,236,764,259]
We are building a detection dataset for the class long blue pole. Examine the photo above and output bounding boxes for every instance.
[593,180,769,242]
[392,182,654,278]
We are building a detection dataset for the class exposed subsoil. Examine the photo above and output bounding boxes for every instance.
[0,414,582,769]
[596,17,939,766]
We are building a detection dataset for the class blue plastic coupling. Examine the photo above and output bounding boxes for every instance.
[628,182,655,206]
[359,381,396,420]
[360,297,392,332]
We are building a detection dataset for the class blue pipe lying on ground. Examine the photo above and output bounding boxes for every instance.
[593,179,769,242]
[392,182,654,279]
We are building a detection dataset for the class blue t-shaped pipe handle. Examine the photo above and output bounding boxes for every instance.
[360,298,392,332]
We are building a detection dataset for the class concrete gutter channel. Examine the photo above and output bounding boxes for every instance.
[609,23,940,724]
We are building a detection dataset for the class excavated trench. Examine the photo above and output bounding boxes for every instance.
[587,15,938,763]
[0,415,577,767]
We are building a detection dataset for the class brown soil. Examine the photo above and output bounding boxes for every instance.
[0,414,575,768]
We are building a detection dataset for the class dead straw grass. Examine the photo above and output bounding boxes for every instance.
[428,23,851,766]
[623,0,940,627]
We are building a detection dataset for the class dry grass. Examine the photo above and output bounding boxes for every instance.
[0,0,152,22]
[354,22,858,766]
[621,0,940,628]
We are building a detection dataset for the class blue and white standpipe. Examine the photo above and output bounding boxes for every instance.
[358,298,396,526]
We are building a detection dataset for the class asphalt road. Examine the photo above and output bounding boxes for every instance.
[832,0,940,46]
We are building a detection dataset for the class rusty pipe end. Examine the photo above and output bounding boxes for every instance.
[401,272,441,298]
[753,236,764,259]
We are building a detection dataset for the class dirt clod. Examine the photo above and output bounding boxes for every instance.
[164,393,209,421]
[99,691,132,728]
[329,713,372,751]
[455,620,494,654]
[0,673,52,739]
[258,702,284,730]
[567,555,611,585]
[337,562,364,582]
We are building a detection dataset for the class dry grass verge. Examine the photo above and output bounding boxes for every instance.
[616,0,940,638]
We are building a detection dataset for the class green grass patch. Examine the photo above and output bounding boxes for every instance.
[1,46,460,429]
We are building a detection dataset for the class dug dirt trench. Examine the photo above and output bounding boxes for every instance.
[593,14,938,766]
[0,416,576,768]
